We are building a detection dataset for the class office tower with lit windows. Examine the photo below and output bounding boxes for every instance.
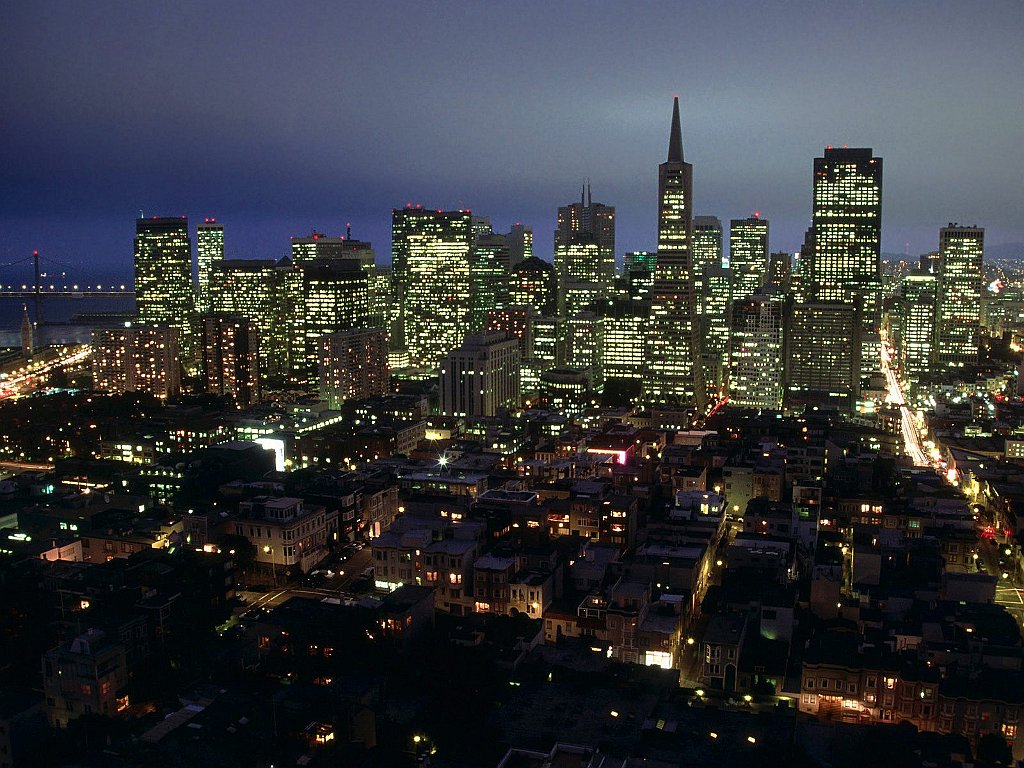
[92,326,181,399]
[644,97,699,406]
[565,312,604,393]
[509,223,533,266]
[470,232,512,333]
[522,316,566,394]
[625,251,657,274]
[693,216,723,272]
[555,189,616,315]
[487,305,535,355]
[601,298,648,390]
[555,186,615,281]
[937,224,984,366]
[510,256,557,317]
[809,147,883,329]
[202,315,260,408]
[208,259,301,382]
[697,265,732,401]
[291,231,375,269]
[439,333,520,417]
[767,251,792,293]
[727,294,785,409]
[785,302,861,411]
[729,215,769,301]
[392,208,473,370]
[317,327,390,409]
[134,217,196,362]
[301,261,373,381]
[897,271,938,384]
[196,219,224,315]
[793,226,815,304]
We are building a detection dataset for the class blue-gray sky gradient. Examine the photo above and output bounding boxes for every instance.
[1,1,1022,277]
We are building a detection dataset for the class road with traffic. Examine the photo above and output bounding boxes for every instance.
[880,339,930,466]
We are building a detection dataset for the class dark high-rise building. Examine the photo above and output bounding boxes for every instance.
[643,97,698,406]
[785,302,861,412]
[134,217,195,362]
[937,224,984,367]
[196,219,224,315]
[202,315,260,409]
[508,222,534,266]
[767,251,792,293]
[809,147,883,330]
[510,256,557,317]
[439,332,520,418]
[729,215,769,301]
[392,208,473,370]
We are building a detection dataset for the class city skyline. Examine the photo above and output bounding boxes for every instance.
[2,2,1022,276]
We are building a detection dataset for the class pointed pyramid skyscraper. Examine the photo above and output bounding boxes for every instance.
[643,96,701,408]
[667,96,683,162]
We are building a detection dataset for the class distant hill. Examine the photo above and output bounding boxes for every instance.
[986,242,1024,260]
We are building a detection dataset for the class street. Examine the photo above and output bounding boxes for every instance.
[879,338,930,466]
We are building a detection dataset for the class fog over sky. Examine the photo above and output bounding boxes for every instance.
[1,1,1022,279]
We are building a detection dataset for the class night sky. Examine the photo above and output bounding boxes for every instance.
[2,1,1022,280]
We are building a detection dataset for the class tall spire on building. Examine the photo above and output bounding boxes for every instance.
[668,96,683,163]
[20,303,33,356]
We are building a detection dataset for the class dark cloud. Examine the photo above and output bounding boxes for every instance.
[1,0,1022,276]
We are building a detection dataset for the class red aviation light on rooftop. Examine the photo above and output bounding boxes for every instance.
[753,211,761,219]
[826,144,833,150]
[32,250,38,256]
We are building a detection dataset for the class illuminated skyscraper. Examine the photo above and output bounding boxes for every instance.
[565,311,604,393]
[510,256,557,317]
[555,186,615,278]
[643,97,698,406]
[202,315,260,408]
[937,224,984,366]
[318,328,390,409]
[601,298,647,390]
[92,326,181,399]
[486,305,534,355]
[897,271,938,384]
[196,219,224,315]
[209,259,301,382]
[392,208,473,369]
[291,231,375,269]
[522,315,566,392]
[729,215,769,301]
[693,216,723,272]
[470,232,512,332]
[439,332,520,417]
[809,147,883,330]
[301,261,373,381]
[624,250,657,274]
[727,294,785,409]
[134,217,195,361]
[697,265,732,401]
